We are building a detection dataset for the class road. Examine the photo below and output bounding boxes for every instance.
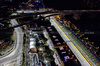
[16,8,47,13]
[0,19,23,66]
[50,16,100,66]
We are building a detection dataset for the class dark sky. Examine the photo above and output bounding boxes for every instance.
[43,0,82,10]
[43,0,100,10]
[1,0,99,9]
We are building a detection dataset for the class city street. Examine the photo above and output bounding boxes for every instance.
[0,0,100,66]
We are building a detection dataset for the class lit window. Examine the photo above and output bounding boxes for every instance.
[59,47,64,50]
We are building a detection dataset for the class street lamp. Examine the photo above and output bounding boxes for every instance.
[38,47,44,52]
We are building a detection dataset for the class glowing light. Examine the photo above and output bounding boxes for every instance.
[35,1,41,3]
[43,4,45,8]
[64,56,70,61]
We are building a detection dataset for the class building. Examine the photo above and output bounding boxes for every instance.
[30,38,37,52]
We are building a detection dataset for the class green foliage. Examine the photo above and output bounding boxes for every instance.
[23,34,26,45]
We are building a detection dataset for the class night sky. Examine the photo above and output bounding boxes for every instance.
[43,0,82,10]
[13,0,82,9]
[1,0,99,9]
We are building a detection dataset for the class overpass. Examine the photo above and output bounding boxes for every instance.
[1,9,100,22]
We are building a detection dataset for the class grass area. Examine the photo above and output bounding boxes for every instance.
[45,41,48,45]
